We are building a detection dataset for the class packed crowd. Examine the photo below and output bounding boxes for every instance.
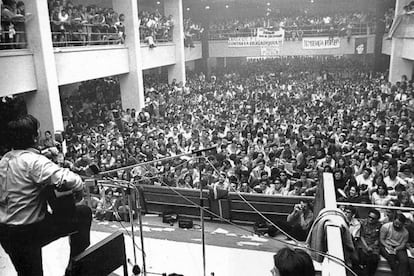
[0,0,26,49]
[208,11,375,40]
[40,56,407,207]
[47,0,125,46]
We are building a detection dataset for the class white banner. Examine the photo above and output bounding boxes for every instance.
[261,47,280,56]
[247,56,280,61]
[302,37,340,49]
[256,28,285,39]
[228,36,284,48]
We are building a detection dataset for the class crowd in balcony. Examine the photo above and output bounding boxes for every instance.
[208,11,375,40]
[138,9,173,48]
[183,18,203,47]
[0,0,26,49]
[47,0,125,46]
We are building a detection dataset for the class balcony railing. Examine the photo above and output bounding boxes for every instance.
[208,23,376,40]
[51,22,124,47]
[0,20,27,50]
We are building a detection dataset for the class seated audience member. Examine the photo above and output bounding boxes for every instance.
[344,205,361,240]
[95,188,117,221]
[371,182,392,206]
[288,181,303,196]
[380,213,410,276]
[338,185,362,203]
[272,247,315,276]
[357,208,382,276]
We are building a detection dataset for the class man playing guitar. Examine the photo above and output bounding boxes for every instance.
[0,115,92,276]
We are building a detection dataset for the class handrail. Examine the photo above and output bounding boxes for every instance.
[208,22,375,40]
[0,30,27,49]
[337,201,414,212]
[51,31,122,47]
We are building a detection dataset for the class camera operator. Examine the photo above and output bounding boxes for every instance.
[0,115,92,276]
[285,201,314,241]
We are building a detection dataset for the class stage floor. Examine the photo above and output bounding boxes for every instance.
[1,214,296,276]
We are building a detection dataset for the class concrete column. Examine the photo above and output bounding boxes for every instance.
[389,0,414,83]
[164,0,186,85]
[389,39,413,83]
[113,0,145,111]
[24,1,64,134]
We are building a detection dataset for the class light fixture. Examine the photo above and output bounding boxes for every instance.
[267,2,271,6]
[225,4,229,8]
[205,5,210,10]
[156,1,160,5]
[186,7,190,11]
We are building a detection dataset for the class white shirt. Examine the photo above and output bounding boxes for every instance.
[0,149,83,225]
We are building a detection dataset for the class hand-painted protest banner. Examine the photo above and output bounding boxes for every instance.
[261,47,280,56]
[228,36,283,47]
[302,37,340,49]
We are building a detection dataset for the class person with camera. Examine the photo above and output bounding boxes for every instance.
[0,115,92,276]
[280,200,314,241]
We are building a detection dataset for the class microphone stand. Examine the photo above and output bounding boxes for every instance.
[111,179,146,276]
[101,145,217,276]
[196,151,206,276]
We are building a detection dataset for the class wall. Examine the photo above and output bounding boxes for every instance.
[184,42,202,61]
[140,43,177,70]
[0,50,37,97]
[401,39,414,60]
[54,46,129,85]
[382,36,392,55]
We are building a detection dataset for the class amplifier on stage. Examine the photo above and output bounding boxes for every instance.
[178,218,193,229]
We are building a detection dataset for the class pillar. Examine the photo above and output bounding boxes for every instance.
[389,39,413,83]
[164,0,186,85]
[389,0,414,83]
[24,0,64,134]
[113,0,145,111]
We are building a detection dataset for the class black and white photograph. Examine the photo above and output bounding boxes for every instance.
[0,0,413,275]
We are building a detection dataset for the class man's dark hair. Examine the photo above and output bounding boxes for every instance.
[7,115,39,150]
[368,208,380,219]
[273,247,315,276]
[395,213,407,224]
